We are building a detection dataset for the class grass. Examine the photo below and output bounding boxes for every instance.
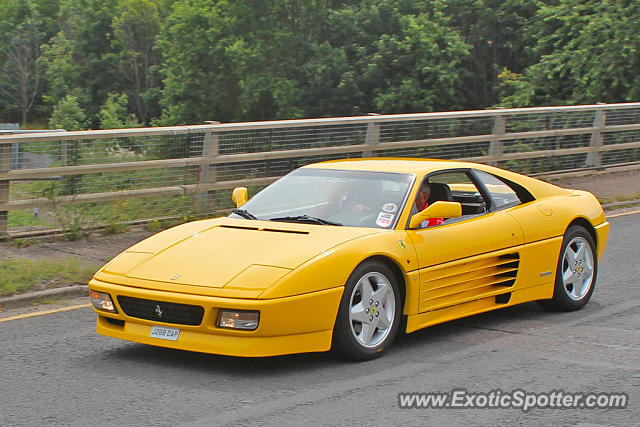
[7,209,56,228]
[19,121,49,130]
[7,193,208,232]
[6,237,42,248]
[599,191,640,205]
[0,257,100,297]
[31,297,69,305]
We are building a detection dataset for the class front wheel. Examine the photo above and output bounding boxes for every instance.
[540,225,597,311]
[332,261,402,361]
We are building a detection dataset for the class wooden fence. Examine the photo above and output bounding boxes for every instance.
[1,103,640,235]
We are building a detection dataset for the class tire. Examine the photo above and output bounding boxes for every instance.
[540,225,597,311]
[332,260,402,361]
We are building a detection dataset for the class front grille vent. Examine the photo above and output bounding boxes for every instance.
[219,225,309,235]
[117,296,204,326]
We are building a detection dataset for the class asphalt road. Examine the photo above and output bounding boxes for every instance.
[1,213,639,426]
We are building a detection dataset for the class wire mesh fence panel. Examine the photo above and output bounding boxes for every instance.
[2,103,640,236]
[602,129,640,163]
[604,108,640,126]
[374,141,492,159]
[378,117,495,142]
[505,111,597,133]
[217,124,369,155]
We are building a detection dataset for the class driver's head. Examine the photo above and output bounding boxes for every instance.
[416,180,431,211]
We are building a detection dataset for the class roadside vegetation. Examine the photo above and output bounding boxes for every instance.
[0,257,99,296]
[599,192,640,206]
[1,0,639,239]
[1,0,639,128]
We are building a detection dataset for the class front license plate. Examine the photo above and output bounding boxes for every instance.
[150,325,181,341]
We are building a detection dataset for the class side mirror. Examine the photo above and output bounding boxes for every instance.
[232,187,248,208]
[409,201,462,229]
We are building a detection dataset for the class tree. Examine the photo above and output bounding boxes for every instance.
[6,0,640,127]
[40,32,88,109]
[0,21,42,125]
[0,4,43,125]
[308,0,470,115]
[49,95,87,130]
[156,0,328,124]
[157,0,473,124]
[499,0,640,106]
[155,0,240,124]
[52,0,120,124]
[98,92,140,129]
[364,11,470,113]
[444,0,540,108]
[109,0,162,124]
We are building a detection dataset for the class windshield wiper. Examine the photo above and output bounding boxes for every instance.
[232,208,258,220]
[269,215,343,226]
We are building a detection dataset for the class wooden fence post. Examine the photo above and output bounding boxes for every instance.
[61,141,68,167]
[585,106,606,168]
[488,114,506,166]
[363,113,381,158]
[197,127,219,213]
[0,143,11,235]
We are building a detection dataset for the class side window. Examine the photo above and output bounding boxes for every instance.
[473,170,522,210]
[426,171,487,216]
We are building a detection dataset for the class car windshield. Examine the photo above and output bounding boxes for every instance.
[229,168,414,229]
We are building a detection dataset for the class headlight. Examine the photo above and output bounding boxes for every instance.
[217,310,259,331]
[90,290,118,313]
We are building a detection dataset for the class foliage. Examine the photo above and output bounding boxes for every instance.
[0,2,43,125]
[0,257,99,296]
[109,0,162,124]
[499,0,640,106]
[98,92,140,129]
[54,0,121,124]
[49,94,87,130]
[52,203,97,240]
[444,0,540,108]
[361,5,470,113]
[6,237,42,248]
[40,32,86,109]
[103,221,128,235]
[155,0,253,124]
[1,0,639,126]
[306,1,469,115]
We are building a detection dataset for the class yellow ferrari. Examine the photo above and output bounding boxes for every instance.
[89,159,609,360]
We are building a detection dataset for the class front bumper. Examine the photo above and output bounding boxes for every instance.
[89,279,343,357]
[595,221,610,260]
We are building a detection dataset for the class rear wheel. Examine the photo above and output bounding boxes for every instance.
[332,261,401,361]
[540,225,597,311]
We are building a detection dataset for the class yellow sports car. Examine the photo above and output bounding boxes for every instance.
[89,159,609,360]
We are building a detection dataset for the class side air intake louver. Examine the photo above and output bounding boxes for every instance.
[493,253,520,288]
[419,252,520,312]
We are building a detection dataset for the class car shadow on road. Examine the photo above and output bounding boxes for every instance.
[92,300,605,378]
[391,299,606,350]
[102,341,341,374]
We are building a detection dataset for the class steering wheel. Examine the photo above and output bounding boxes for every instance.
[357,212,380,227]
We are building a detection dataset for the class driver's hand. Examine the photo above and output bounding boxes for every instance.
[351,204,371,212]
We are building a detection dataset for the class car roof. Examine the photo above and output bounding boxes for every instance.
[304,158,490,174]
[303,157,569,199]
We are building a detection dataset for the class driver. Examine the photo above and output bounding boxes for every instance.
[341,179,379,213]
[318,179,374,217]
[415,180,444,228]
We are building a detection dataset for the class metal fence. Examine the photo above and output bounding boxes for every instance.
[1,103,640,236]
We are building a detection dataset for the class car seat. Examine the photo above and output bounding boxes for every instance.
[427,182,452,204]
